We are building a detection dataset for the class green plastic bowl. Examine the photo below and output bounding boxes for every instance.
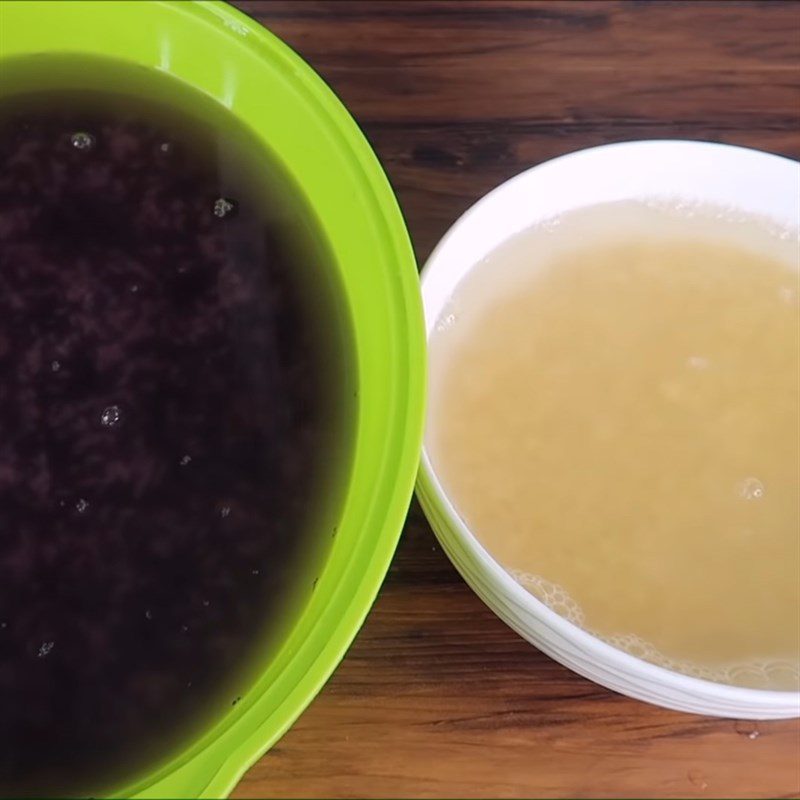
[0,1,425,796]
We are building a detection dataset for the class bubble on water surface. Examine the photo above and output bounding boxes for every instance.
[686,355,710,370]
[70,131,95,151]
[539,215,562,233]
[75,498,89,514]
[436,313,457,332]
[779,286,797,305]
[101,405,122,427]
[37,641,55,658]
[738,477,764,501]
[213,197,235,218]
[50,360,60,372]
[219,505,231,518]
[180,454,192,466]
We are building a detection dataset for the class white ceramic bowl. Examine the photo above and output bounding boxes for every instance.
[417,140,800,719]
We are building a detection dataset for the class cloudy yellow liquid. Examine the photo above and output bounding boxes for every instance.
[428,201,800,690]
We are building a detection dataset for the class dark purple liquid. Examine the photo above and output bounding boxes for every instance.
[0,88,340,796]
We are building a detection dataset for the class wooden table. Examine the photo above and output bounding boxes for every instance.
[230,3,800,798]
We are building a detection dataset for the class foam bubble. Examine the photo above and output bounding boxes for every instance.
[508,569,585,626]
[213,197,235,219]
[779,285,797,305]
[101,405,122,427]
[686,355,710,371]
[537,215,562,234]
[506,568,799,690]
[37,641,55,658]
[70,131,94,151]
[436,313,457,332]
[435,298,460,333]
[738,477,764,501]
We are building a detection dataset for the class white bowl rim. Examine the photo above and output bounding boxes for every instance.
[418,139,800,717]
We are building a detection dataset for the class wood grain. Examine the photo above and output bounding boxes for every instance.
[229,2,800,798]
